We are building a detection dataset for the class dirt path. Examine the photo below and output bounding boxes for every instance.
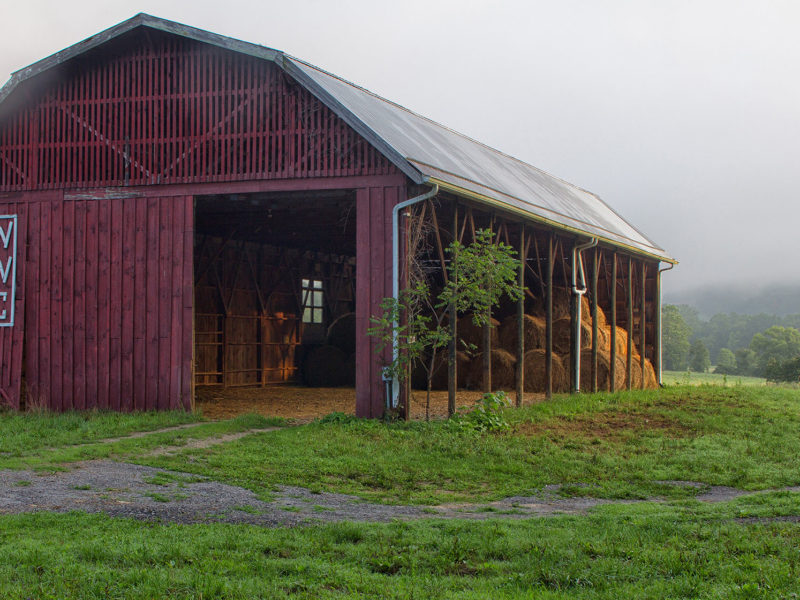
[2,460,799,526]
[143,428,280,457]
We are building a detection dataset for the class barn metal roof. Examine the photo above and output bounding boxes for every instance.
[0,13,673,262]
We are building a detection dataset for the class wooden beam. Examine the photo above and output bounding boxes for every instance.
[654,264,662,386]
[610,252,617,391]
[640,260,647,389]
[448,202,458,417]
[546,233,554,399]
[591,248,599,393]
[627,256,633,391]
[429,200,449,283]
[516,225,525,407]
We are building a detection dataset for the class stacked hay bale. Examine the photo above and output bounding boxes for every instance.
[406,287,658,393]
[499,314,546,353]
[465,349,517,390]
[411,351,471,390]
[523,349,569,393]
[456,316,499,350]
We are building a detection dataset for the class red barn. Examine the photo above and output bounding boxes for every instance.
[0,14,674,416]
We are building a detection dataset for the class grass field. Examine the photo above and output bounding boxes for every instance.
[3,384,800,598]
[2,496,800,598]
[662,370,767,386]
[136,385,800,504]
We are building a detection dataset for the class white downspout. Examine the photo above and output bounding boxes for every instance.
[390,184,439,407]
[571,237,598,392]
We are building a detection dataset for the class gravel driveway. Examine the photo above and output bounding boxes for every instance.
[3,459,797,526]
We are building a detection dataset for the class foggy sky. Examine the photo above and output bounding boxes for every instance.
[2,0,798,295]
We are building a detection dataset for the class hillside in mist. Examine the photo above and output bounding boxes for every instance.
[665,283,800,318]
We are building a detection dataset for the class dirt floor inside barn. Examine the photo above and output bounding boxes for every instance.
[195,386,547,422]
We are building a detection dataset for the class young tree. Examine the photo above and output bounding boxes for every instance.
[662,305,691,371]
[369,228,522,420]
[688,339,711,373]
[714,347,737,375]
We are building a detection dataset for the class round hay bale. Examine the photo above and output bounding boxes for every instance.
[532,288,592,321]
[465,349,517,390]
[552,317,592,355]
[600,325,633,358]
[522,349,569,393]
[456,316,499,351]
[411,351,471,390]
[593,304,608,329]
[578,349,625,392]
[326,312,356,354]
[498,314,546,353]
[626,355,643,389]
[303,345,347,387]
[643,358,658,389]
[431,351,472,390]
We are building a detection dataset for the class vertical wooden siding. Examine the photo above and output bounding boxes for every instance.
[355,184,404,418]
[0,198,26,409]
[0,34,397,192]
[22,194,193,411]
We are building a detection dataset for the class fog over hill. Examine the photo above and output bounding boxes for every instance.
[664,282,800,318]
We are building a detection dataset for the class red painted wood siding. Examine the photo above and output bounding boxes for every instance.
[355,184,405,418]
[0,198,26,409]
[0,35,398,192]
[20,193,193,411]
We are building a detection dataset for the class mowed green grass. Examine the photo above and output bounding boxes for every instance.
[2,494,800,599]
[0,411,281,470]
[134,385,800,505]
[3,386,800,598]
[663,370,767,386]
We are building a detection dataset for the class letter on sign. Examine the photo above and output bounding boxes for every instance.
[0,215,17,327]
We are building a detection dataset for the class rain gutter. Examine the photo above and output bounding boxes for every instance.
[657,262,675,385]
[571,237,598,392]
[426,177,677,265]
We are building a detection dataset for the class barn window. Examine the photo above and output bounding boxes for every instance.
[302,279,324,324]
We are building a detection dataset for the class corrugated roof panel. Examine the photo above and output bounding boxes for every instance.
[287,56,672,261]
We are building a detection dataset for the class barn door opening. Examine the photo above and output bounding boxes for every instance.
[192,190,357,419]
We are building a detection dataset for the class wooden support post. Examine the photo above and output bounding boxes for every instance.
[483,217,493,393]
[591,248,599,393]
[546,234,554,399]
[640,261,646,389]
[402,206,411,421]
[448,203,458,417]
[516,225,525,407]
[654,263,662,386]
[626,256,633,391]
[564,240,581,394]
[610,253,617,391]
[483,313,492,393]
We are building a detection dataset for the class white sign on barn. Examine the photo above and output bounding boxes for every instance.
[0,215,17,327]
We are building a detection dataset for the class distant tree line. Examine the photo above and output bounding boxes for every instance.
[662,305,800,382]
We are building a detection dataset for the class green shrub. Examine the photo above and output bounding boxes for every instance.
[452,391,511,433]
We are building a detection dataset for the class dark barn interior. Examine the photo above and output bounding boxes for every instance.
[193,192,358,393]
